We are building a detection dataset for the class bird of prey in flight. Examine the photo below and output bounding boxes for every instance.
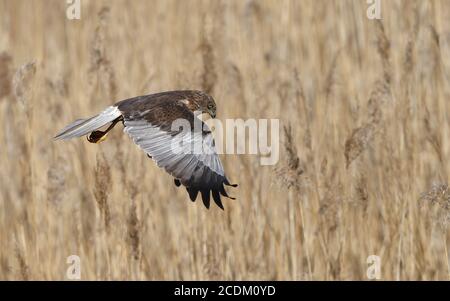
[54,90,237,209]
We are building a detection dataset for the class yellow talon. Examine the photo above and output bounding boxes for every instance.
[86,117,122,144]
[97,133,108,143]
[87,130,108,143]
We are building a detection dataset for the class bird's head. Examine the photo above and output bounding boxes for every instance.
[187,91,217,119]
[204,95,217,118]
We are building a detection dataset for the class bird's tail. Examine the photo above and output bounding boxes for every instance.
[54,106,122,140]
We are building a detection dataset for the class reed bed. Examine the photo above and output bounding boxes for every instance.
[1,0,450,280]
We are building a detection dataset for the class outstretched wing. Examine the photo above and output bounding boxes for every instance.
[117,94,236,209]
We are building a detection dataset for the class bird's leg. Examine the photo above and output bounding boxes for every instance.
[87,117,122,144]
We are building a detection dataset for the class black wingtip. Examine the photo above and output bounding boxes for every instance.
[201,190,211,209]
[219,184,236,200]
[212,190,224,210]
[224,178,238,187]
[187,188,199,202]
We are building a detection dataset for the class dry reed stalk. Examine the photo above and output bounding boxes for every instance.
[375,20,391,85]
[324,50,340,101]
[0,255,11,280]
[344,20,392,168]
[203,241,220,280]
[46,155,68,205]
[94,151,111,230]
[127,199,141,261]
[12,61,36,204]
[344,123,376,169]
[396,199,408,280]
[13,61,36,114]
[199,14,217,95]
[225,63,247,114]
[419,183,450,230]
[275,125,304,191]
[89,6,117,101]
[0,52,12,100]
[401,3,419,102]
[423,105,444,164]
[79,190,95,247]
[354,173,369,213]
[419,183,450,278]
[428,25,444,87]
[293,69,312,152]
[274,124,311,279]
[445,236,450,280]
[14,237,29,280]
[318,181,342,236]
[316,159,345,280]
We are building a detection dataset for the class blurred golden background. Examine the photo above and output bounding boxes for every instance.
[1,0,450,280]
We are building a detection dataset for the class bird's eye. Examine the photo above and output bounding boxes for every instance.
[208,103,213,109]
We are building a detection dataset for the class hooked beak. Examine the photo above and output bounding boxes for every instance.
[209,110,216,119]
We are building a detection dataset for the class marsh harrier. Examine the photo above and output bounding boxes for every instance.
[54,90,237,209]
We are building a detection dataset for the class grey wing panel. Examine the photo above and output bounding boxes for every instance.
[123,118,236,209]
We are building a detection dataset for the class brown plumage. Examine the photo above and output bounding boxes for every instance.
[54,90,237,210]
